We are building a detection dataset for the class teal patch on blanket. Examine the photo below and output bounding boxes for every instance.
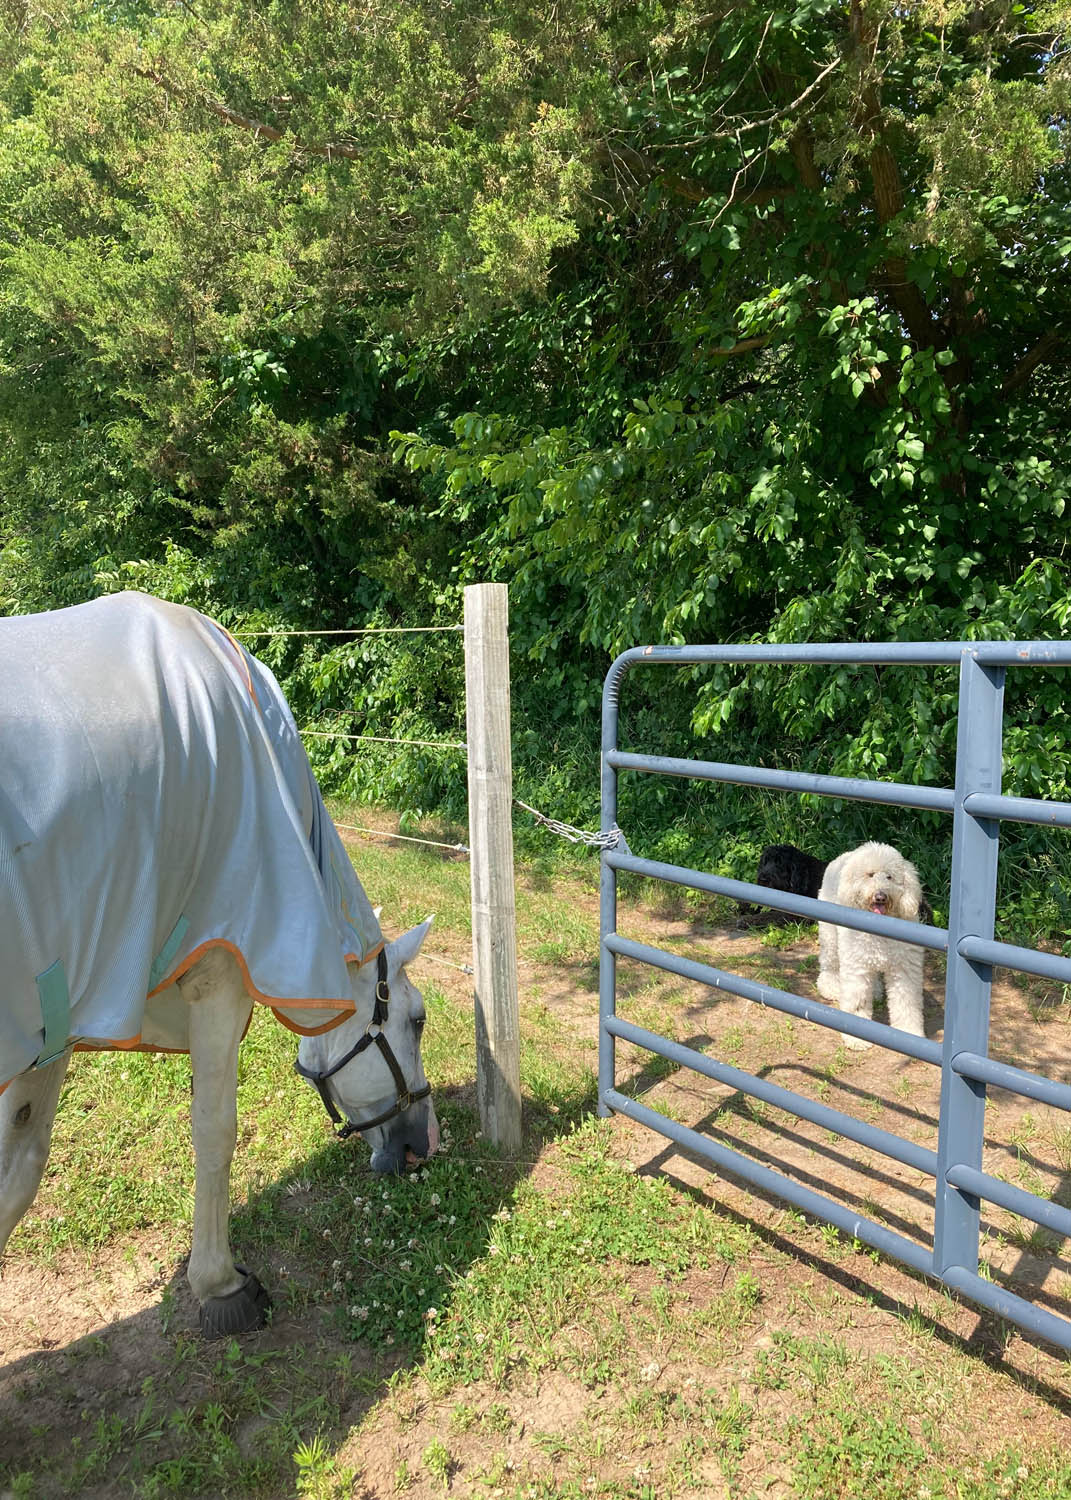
[35,959,70,1067]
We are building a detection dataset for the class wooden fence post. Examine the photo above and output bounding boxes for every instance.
[464,582,522,1154]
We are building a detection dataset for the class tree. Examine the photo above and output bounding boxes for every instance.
[396,0,1071,799]
[0,0,611,615]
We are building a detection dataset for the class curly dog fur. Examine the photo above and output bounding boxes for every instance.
[816,841,926,1049]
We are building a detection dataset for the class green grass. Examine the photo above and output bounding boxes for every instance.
[5,818,1071,1499]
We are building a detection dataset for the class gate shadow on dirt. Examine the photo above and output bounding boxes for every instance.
[615,1028,1071,1408]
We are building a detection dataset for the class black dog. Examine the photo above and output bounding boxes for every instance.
[738,842,933,924]
[737,844,828,922]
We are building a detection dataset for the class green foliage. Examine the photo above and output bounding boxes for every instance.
[2,1,1071,931]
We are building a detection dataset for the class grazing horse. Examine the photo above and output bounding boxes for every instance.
[0,592,438,1335]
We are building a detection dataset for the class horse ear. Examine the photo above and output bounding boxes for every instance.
[388,916,435,970]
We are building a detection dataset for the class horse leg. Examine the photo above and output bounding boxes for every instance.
[182,950,270,1337]
[0,1051,71,1258]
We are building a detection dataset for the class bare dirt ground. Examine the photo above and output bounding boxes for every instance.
[3,854,1071,1497]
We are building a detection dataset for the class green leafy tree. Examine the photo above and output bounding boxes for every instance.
[2,1,1070,928]
[396,0,1071,809]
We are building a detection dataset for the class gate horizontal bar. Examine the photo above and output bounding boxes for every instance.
[606,750,955,814]
[606,1014,938,1175]
[962,792,1071,829]
[956,935,1071,985]
[602,1087,935,1277]
[951,1051,1071,1113]
[605,933,943,1063]
[939,1263,1071,1353]
[605,851,949,954]
[945,1164,1071,1242]
[606,641,1071,675]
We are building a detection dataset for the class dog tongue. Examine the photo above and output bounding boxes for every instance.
[871,897,887,915]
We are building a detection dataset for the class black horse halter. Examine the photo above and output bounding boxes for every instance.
[294,949,430,1141]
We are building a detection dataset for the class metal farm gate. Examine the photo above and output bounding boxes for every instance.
[598,642,1071,1351]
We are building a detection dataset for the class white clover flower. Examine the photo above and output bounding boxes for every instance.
[408,1238,418,1249]
[400,1259,412,1271]
[430,1193,441,1207]
[425,1306,438,1319]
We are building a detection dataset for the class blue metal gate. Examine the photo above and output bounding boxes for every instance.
[599,642,1071,1351]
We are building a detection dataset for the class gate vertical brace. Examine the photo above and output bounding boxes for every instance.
[599,660,626,1117]
[933,651,1004,1277]
[464,583,522,1154]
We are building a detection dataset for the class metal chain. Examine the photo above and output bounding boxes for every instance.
[513,798,622,850]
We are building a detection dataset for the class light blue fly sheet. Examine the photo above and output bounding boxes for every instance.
[0,592,382,1085]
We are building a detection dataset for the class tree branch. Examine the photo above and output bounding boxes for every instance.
[1001,331,1064,397]
[849,2,939,351]
[710,335,772,358]
[133,67,361,160]
[672,51,843,148]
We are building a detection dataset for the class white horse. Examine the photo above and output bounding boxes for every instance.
[0,593,438,1336]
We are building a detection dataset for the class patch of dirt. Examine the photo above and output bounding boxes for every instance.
[0,1235,395,1495]
[4,846,1071,1498]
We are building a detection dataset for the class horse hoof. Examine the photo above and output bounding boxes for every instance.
[198,1268,271,1338]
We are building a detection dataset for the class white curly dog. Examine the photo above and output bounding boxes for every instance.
[816,841,926,1049]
